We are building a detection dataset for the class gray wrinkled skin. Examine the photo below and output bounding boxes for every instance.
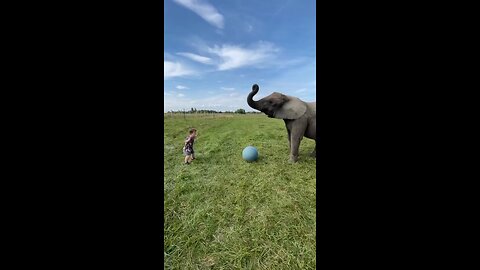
[247,84,316,163]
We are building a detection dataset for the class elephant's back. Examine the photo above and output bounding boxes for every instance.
[307,102,316,113]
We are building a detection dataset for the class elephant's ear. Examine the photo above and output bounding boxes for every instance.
[274,95,307,120]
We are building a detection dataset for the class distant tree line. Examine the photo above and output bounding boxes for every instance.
[166,108,260,114]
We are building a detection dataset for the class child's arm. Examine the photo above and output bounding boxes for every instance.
[182,139,188,150]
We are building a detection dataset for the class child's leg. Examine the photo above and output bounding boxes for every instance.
[187,153,195,163]
[184,155,190,164]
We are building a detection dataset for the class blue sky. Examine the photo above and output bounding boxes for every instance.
[164,0,316,112]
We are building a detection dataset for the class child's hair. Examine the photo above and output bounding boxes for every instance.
[188,128,197,134]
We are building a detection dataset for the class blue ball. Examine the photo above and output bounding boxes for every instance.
[242,146,259,162]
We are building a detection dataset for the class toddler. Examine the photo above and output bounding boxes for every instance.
[183,128,197,164]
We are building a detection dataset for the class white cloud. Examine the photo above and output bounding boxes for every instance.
[177,93,185,97]
[164,61,195,79]
[272,57,310,69]
[208,41,279,71]
[273,0,293,16]
[173,41,280,72]
[176,85,189,90]
[172,0,224,29]
[164,52,175,60]
[177,52,213,65]
[295,88,307,93]
[221,87,235,91]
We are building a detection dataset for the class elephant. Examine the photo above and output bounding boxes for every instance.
[247,84,316,163]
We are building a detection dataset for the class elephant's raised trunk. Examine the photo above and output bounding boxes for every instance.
[247,84,260,109]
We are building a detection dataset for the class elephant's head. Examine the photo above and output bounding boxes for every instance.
[247,84,307,119]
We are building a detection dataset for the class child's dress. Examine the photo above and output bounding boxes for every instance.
[183,135,195,156]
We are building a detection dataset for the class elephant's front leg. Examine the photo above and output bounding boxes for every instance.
[289,129,304,163]
[284,120,292,152]
[287,129,291,151]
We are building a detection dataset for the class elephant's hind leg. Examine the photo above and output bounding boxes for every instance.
[309,142,316,157]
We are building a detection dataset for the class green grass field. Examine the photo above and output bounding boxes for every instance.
[164,114,316,269]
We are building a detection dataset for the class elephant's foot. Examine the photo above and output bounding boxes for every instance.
[288,155,299,163]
